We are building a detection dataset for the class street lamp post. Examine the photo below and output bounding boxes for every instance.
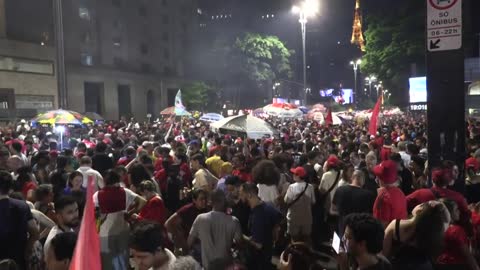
[53,0,67,109]
[292,0,318,106]
[350,59,361,107]
[365,75,377,98]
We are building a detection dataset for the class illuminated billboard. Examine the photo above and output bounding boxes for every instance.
[409,76,427,103]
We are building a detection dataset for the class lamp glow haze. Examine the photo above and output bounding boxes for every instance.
[292,0,319,17]
[54,125,66,133]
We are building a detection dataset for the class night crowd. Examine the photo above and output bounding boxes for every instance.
[1,114,480,270]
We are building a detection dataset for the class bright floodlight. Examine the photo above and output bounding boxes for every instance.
[303,0,319,17]
[292,0,319,17]
[356,59,362,64]
[55,125,65,133]
[350,61,354,65]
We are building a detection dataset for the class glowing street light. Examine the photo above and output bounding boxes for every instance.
[350,59,361,106]
[292,0,319,106]
[365,75,377,97]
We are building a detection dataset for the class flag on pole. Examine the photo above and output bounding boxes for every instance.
[369,95,383,136]
[174,90,186,115]
[69,175,101,270]
[325,108,333,126]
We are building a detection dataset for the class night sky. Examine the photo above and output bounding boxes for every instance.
[198,0,407,91]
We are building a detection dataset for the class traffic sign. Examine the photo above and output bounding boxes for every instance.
[427,0,462,52]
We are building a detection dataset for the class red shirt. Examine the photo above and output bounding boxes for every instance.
[437,225,469,265]
[407,187,470,225]
[380,146,392,162]
[154,169,168,193]
[179,162,192,187]
[22,182,37,198]
[232,169,253,183]
[176,203,207,237]
[138,195,167,225]
[373,186,407,225]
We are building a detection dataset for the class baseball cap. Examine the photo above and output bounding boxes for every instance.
[432,168,453,186]
[373,160,398,184]
[290,167,307,178]
[188,140,199,146]
[326,155,341,168]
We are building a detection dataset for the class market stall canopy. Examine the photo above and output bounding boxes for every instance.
[199,113,224,122]
[263,103,303,119]
[32,109,93,125]
[210,114,279,139]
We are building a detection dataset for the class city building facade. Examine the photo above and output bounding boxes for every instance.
[0,0,197,121]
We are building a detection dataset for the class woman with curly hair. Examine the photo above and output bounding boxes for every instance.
[252,160,281,207]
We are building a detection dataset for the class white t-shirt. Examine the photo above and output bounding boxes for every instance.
[77,166,104,190]
[146,248,176,270]
[257,184,279,205]
[319,170,340,215]
[284,182,315,224]
[93,187,138,238]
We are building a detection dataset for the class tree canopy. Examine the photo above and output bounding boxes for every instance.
[181,81,216,111]
[209,33,294,108]
[361,0,425,105]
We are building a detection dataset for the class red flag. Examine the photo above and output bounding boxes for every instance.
[325,108,333,126]
[69,175,101,270]
[369,95,383,136]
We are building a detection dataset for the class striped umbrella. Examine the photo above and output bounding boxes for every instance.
[33,109,93,125]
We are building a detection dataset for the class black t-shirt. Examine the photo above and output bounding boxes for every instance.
[303,163,319,184]
[399,168,414,196]
[248,202,283,269]
[333,185,376,234]
[230,200,250,235]
[361,167,379,196]
[92,153,114,176]
[0,198,33,268]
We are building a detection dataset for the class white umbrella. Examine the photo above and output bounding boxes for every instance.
[211,114,279,139]
[263,103,303,119]
[199,113,224,122]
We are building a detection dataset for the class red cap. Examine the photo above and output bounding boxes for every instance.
[466,157,479,171]
[373,160,398,184]
[290,167,307,178]
[327,155,340,168]
[432,168,453,186]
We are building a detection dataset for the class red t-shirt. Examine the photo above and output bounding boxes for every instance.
[406,187,470,225]
[380,146,392,162]
[179,162,192,188]
[373,186,407,225]
[176,203,207,236]
[437,225,469,265]
[154,169,168,193]
[138,196,167,225]
[22,182,37,198]
[232,169,253,183]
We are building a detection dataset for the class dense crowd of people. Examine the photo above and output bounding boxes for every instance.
[1,114,480,270]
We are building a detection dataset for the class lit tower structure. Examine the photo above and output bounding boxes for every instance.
[351,0,365,52]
